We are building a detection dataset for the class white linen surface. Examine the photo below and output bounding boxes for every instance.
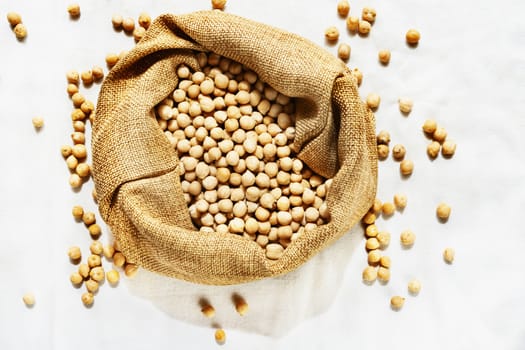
[1,0,524,349]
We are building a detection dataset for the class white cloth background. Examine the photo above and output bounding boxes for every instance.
[1,0,524,349]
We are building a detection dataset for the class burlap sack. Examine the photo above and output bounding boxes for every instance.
[92,10,377,285]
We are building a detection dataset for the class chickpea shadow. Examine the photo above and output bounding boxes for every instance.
[124,225,363,338]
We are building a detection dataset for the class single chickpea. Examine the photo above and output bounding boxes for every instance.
[72,205,84,219]
[390,296,405,310]
[358,20,371,35]
[408,279,421,295]
[68,246,82,261]
[72,144,87,159]
[366,237,380,250]
[400,159,414,176]
[122,17,135,33]
[92,67,104,81]
[81,70,93,85]
[214,329,226,344]
[338,43,351,61]
[433,127,447,143]
[111,14,123,29]
[234,297,249,316]
[32,117,44,129]
[378,50,391,64]
[422,119,437,134]
[82,212,96,225]
[367,250,381,264]
[88,254,101,268]
[441,140,456,157]
[81,292,94,306]
[133,27,146,42]
[393,193,407,209]
[377,145,389,160]
[427,141,441,158]
[105,53,119,67]
[201,304,216,318]
[376,130,390,145]
[346,16,359,32]
[7,12,22,27]
[76,163,90,177]
[90,266,105,282]
[362,266,377,283]
[265,243,284,260]
[337,0,350,17]
[392,144,406,160]
[90,241,103,255]
[124,263,139,278]
[379,255,391,268]
[382,202,395,216]
[22,293,35,307]
[70,271,83,285]
[103,244,115,259]
[365,224,378,238]
[400,230,416,247]
[113,252,126,268]
[106,269,120,285]
[406,29,420,45]
[362,212,376,225]
[443,248,455,263]
[398,98,413,114]
[366,93,380,109]
[211,0,227,10]
[325,26,339,42]
[377,231,391,248]
[67,4,81,18]
[78,264,90,279]
[138,12,151,29]
[377,267,390,282]
[14,23,27,40]
[436,202,451,220]
[362,7,377,23]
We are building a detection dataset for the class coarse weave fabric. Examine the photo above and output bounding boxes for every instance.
[91,10,377,285]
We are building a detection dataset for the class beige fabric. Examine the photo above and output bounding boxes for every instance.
[91,10,377,285]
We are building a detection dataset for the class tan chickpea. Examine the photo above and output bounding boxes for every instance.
[337,0,350,17]
[67,4,81,18]
[234,297,249,316]
[125,263,139,278]
[106,269,120,285]
[90,241,103,255]
[379,255,391,268]
[90,266,105,282]
[358,20,371,35]
[103,244,115,259]
[362,212,376,225]
[427,141,441,158]
[88,254,101,268]
[365,238,380,250]
[92,67,104,81]
[7,12,22,27]
[22,293,35,307]
[105,53,119,67]
[362,266,377,283]
[390,296,405,310]
[76,163,90,177]
[111,14,123,29]
[377,145,389,160]
[32,117,44,129]
[378,50,391,64]
[211,0,227,10]
[81,70,93,85]
[138,12,151,29]
[372,198,382,214]
[443,248,455,263]
[122,17,135,33]
[82,212,96,225]
[441,140,456,157]
[436,202,451,220]
[408,279,421,295]
[14,23,27,40]
[366,93,380,109]
[400,230,416,247]
[365,224,378,238]
[266,243,284,260]
[362,7,376,23]
[201,304,216,318]
[338,43,351,61]
[377,231,391,248]
[81,292,94,306]
[406,29,421,45]
[70,271,83,285]
[68,246,82,261]
[113,252,126,267]
[377,267,390,282]
[215,329,226,344]
[382,202,395,216]
[376,130,390,145]
[392,144,406,160]
[78,263,90,279]
[433,127,447,143]
[367,250,381,265]
[393,193,407,209]
[398,98,413,114]
[346,16,359,32]
[422,119,437,134]
[133,26,146,42]
[400,159,414,176]
[72,144,87,159]
[325,26,339,42]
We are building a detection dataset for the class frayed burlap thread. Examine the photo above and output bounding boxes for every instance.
[92,11,377,285]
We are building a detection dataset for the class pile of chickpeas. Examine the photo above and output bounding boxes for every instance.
[155,52,331,260]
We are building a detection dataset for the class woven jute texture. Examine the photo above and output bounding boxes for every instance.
[92,10,377,285]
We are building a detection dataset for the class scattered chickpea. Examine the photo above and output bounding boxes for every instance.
[441,140,456,157]
[408,279,421,295]
[365,237,380,250]
[66,70,80,84]
[427,141,441,158]
[138,12,151,29]
[392,144,406,161]
[362,266,377,283]
[382,202,395,216]
[362,212,376,225]
[443,248,455,264]
[377,267,390,282]
[377,231,391,248]
[103,244,115,259]
[81,292,94,306]
[367,250,381,265]
[211,0,227,10]
[90,241,103,255]
[78,264,90,279]
[124,263,139,278]
[201,304,215,318]
[398,98,413,114]
[337,43,351,61]
[351,67,363,85]
[379,255,391,268]
[393,193,407,209]
[422,119,437,134]
[366,93,381,109]
[378,49,391,64]
[105,53,119,68]
[234,297,249,316]
[90,266,105,282]
[82,212,96,225]
[406,29,421,45]
[13,23,27,40]
[7,12,22,27]
[22,292,35,307]
[377,145,389,160]
[376,130,390,145]
[436,202,451,220]
[70,272,83,285]
[325,26,339,42]
[400,230,416,247]
[358,20,371,35]
[214,329,226,344]
[68,246,82,261]
[334,0,349,17]
[67,4,81,18]
[81,70,94,86]
[88,254,102,268]
[362,7,376,23]
[32,117,44,129]
[390,296,405,310]
[133,26,146,42]
[111,14,123,29]
[400,159,414,176]
[122,17,135,33]
[113,252,126,267]
[346,16,359,32]
[92,67,104,81]
[433,127,447,143]
[104,269,119,285]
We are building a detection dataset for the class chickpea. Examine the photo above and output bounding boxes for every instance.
[90,241,103,255]
[201,304,216,318]
[365,224,378,238]
[377,231,391,248]
[390,296,405,310]
[406,29,421,45]
[111,14,123,29]
[378,50,391,64]
[427,141,441,158]
[7,12,22,27]
[366,238,380,250]
[78,264,90,279]
[234,296,249,316]
[22,293,35,307]
[67,4,81,18]
[400,230,416,247]
[358,20,371,35]
[376,130,390,145]
[433,127,447,143]
[81,292,94,306]
[362,266,377,283]
[346,16,359,32]
[68,246,82,261]
[398,98,413,114]
[377,145,389,160]
[362,212,376,225]
[443,248,455,263]
[367,250,381,265]
[379,256,391,268]
[70,272,83,285]
[103,244,115,259]
[377,267,390,282]
[436,202,451,220]
[90,266,105,282]
[400,159,414,176]
[366,93,380,109]
[382,202,395,216]
[362,7,376,23]
[408,279,421,295]
[106,269,120,285]
[211,0,227,10]
[337,0,350,17]
[88,254,101,268]
[214,329,226,344]
[82,212,96,225]
[325,26,339,42]
[392,144,406,160]
[122,17,135,33]
[124,263,139,278]
[13,23,27,40]
[422,119,437,134]
[338,43,351,61]
[393,193,407,209]
[113,252,126,268]
[138,12,151,29]
[441,140,456,157]
[266,243,284,260]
